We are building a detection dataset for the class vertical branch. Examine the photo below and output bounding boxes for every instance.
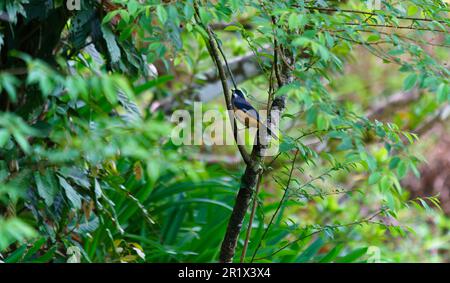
[219,162,261,262]
[219,13,291,263]
[240,51,277,262]
[193,1,291,263]
[193,3,252,166]
[219,95,286,262]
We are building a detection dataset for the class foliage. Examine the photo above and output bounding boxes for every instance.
[0,0,449,263]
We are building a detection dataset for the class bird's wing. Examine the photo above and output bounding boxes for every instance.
[232,96,260,121]
[232,96,278,139]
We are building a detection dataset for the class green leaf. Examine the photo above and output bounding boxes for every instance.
[29,246,57,263]
[316,114,329,130]
[296,237,325,262]
[101,25,121,63]
[368,172,382,185]
[198,7,212,24]
[403,73,418,91]
[58,176,82,209]
[118,10,130,23]
[0,128,10,148]
[224,25,241,31]
[34,170,59,206]
[319,244,344,263]
[336,247,368,263]
[0,73,19,103]
[417,198,432,213]
[288,13,301,30]
[183,4,194,19]
[102,77,118,105]
[337,137,353,151]
[102,10,120,24]
[4,244,27,263]
[379,175,392,192]
[407,5,419,16]
[279,136,297,153]
[397,160,409,179]
[436,83,448,103]
[12,131,30,154]
[23,237,46,261]
[134,75,174,95]
[127,0,140,15]
[367,34,380,42]
[156,5,168,24]
[0,218,37,251]
[389,157,401,169]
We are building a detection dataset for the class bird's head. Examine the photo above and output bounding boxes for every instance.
[232,89,245,99]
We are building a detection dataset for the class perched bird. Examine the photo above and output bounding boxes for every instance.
[231,89,278,140]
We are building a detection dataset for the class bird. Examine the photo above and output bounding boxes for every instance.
[231,89,278,140]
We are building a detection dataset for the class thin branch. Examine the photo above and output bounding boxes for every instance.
[214,2,289,262]
[273,39,283,88]
[240,174,262,263]
[254,208,388,261]
[193,3,252,166]
[302,6,449,24]
[291,187,360,200]
[214,35,238,89]
[241,52,279,262]
[265,126,352,169]
[250,149,299,263]
[295,126,352,142]
[338,22,448,33]
[296,167,339,192]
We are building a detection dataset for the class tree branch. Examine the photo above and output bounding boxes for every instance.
[302,6,449,25]
[193,3,252,166]
[219,94,286,262]
[250,149,299,262]
[240,174,262,263]
[338,22,448,33]
[254,208,388,261]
